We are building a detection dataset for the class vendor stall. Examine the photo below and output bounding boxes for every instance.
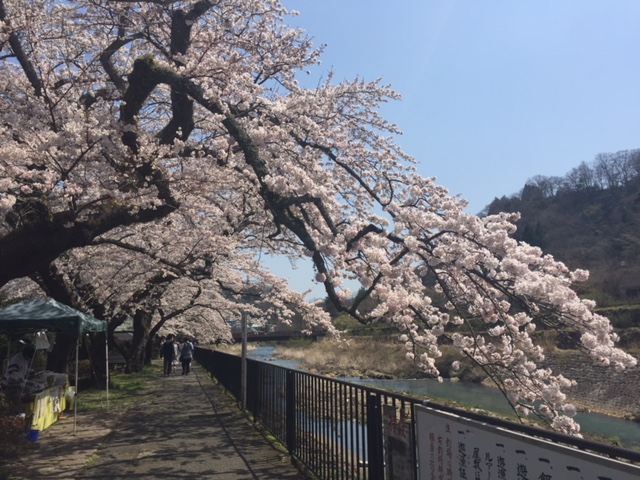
[26,384,75,431]
[0,298,108,435]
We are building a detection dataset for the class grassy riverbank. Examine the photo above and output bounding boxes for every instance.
[271,337,491,382]
[274,337,420,378]
[219,336,429,378]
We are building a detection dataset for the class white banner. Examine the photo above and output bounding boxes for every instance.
[415,404,640,480]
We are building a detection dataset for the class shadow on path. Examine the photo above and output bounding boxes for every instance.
[2,362,310,480]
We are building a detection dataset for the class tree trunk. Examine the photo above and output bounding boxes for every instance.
[145,312,171,365]
[86,332,107,386]
[144,335,156,365]
[126,310,152,373]
[46,332,76,374]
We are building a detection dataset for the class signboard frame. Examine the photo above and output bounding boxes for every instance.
[415,404,640,480]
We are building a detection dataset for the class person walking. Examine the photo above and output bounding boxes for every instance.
[172,340,180,368]
[180,338,194,375]
[162,334,176,375]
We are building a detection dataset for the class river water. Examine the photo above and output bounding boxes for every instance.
[247,346,640,448]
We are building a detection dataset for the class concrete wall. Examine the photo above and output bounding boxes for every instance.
[543,351,640,417]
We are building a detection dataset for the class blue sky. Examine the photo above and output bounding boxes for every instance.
[269,0,640,299]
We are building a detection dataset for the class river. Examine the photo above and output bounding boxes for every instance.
[247,345,640,448]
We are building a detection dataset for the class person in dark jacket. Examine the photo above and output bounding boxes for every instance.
[162,335,176,375]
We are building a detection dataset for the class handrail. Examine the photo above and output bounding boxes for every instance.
[195,347,640,480]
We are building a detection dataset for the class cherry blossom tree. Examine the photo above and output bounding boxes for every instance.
[0,0,636,434]
[3,203,334,371]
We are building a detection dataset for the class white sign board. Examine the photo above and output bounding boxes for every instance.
[383,404,415,479]
[415,404,640,480]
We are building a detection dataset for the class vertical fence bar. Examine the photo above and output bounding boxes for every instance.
[269,368,274,436]
[338,383,343,478]
[318,377,323,477]
[298,373,303,464]
[311,374,317,473]
[286,369,296,454]
[315,375,322,475]
[325,378,331,478]
[340,383,346,479]
[306,373,311,467]
[269,367,275,434]
[367,392,384,480]
[209,352,217,380]
[306,373,312,468]
[321,377,328,478]
[349,384,356,480]
[247,360,256,415]
[338,382,344,480]
[313,373,319,472]
[300,373,307,466]
[355,388,363,480]
[328,384,338,478]
[254,362,262,422]
[409,400,418,480]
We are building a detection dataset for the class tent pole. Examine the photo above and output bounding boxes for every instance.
[105,333,109,410]
[74,338,79,436]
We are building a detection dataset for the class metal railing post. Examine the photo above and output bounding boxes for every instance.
[286,369,296,454]
[250,362,260,420]
[367,392,384,480]
[213,351,219,379]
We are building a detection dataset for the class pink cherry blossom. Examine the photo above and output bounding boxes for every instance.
[0,0,636,435]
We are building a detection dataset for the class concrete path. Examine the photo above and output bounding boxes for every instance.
[2,362,310,480]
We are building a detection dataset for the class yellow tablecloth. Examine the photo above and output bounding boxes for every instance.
[28,386,75,431]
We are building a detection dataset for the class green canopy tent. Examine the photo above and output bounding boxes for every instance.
[0,298,109,434]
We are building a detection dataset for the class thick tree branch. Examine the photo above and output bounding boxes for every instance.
[0,201,176,286]
[0,0,43,98]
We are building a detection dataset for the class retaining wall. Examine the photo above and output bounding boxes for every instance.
[543,351,640,417]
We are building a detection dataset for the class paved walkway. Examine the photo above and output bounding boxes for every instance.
[2,362,310,480]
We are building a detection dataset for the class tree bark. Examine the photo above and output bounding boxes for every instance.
[0,203,177,288]
[127,309,153,373]
[45,332,76,374]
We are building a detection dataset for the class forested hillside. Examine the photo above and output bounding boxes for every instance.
[483,149,640,304]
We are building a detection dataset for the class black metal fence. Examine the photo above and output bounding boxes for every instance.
[195,348,640,480]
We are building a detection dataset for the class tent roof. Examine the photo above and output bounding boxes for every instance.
[0,299,107,337]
